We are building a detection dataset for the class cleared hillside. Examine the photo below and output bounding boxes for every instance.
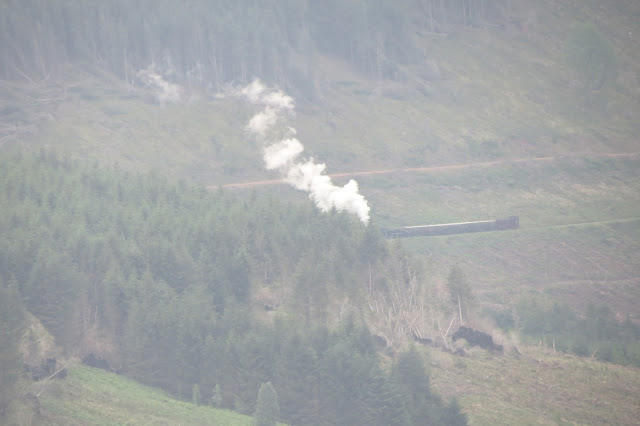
[2,1,639,181]
[428,345,640,425]
[1,1,639,424]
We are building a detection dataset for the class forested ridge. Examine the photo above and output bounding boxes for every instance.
[1,0,512,95]
[0,149,466,424]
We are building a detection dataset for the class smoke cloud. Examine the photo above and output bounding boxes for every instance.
[137,63,182,104]
[241,79,370,224]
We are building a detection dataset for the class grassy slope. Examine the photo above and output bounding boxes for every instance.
[3,4,638,181]
[427,345,640,425]
[39,365,262,425]
[2,0,639,424]
[362,155,640,318]
[302,0,640,323]
[37,352,640,426]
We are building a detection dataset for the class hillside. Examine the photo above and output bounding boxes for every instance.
[30,349,640,426]
[0,150,469,425]
[38,365,260,426]
[429,345,640,425]
[3,2,639,180]
[1,0,640,424]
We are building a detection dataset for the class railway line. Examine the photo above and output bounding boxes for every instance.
[214,152,639,238]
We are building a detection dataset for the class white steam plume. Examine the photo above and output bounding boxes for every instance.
[241,79,370,224]
[137,63,182,104]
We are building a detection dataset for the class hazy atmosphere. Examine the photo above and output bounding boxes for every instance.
[1,1,639,424]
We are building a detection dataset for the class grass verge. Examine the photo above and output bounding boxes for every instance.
[39,365,263,425]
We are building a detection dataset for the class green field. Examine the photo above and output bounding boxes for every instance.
[38,365,263,426]
[33,350,640,426]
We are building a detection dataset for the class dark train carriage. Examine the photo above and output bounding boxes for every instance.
[384,216,519,238]
[383,228,410,238]
[403,219,496,236]
[495,216,519,230]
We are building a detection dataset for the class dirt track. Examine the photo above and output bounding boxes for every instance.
[214,152,639,189]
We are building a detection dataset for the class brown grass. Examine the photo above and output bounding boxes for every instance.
[428,344,640,425]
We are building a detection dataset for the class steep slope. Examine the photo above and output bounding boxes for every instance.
[38,365,260,425]
[429,345,640,425]
[1,1,639,424]
[2,1,638,182]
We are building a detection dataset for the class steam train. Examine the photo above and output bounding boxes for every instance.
[383,216,519,238]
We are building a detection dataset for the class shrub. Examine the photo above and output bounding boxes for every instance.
[564,22,617,90]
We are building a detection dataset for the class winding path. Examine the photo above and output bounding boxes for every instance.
[213,152,639,189]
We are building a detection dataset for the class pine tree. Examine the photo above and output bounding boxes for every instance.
[211,384,222,408]
[391,346,443,424]
[0,279,27,420]
[565,22,617,90]
[365,370,410,426]
[254,382,280,426]
[192,384,201,406]
[443,398,468,426]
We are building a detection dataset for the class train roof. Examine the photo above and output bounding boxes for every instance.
[402,219,495,229]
